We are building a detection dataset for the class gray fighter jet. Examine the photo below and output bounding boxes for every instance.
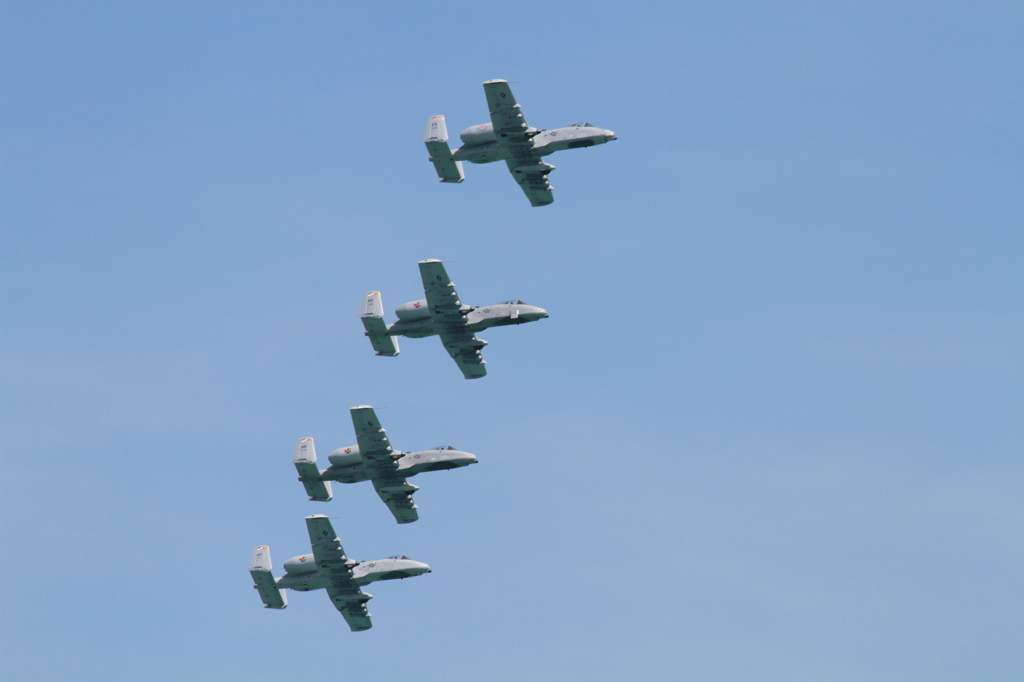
[424,79,617,206]
[360,259,548,379]
[293,405,477,524]
[249,515,430,632]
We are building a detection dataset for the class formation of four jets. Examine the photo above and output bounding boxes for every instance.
[249,80,615,631]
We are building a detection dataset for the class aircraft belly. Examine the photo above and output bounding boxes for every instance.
[399,325,439,339]
[539,140,572,153]
[463,318,498,333]
[278,574,330,591]
[468,155,502,164]
[397,460,425,475]
[322,468,371,484]
[453,145,508,164]
[398,459,435,476]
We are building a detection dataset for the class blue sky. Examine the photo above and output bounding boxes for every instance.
[2,2,1022,680]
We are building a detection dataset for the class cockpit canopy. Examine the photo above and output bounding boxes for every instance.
[386,555,411,560]
[431,445,457,450]
[501,299,526,305]
[570,122,594,127]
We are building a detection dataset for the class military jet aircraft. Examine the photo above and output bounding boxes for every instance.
[360,259,548,379]
[293,405,477,524]
[424,79,617,206]
[249,515,430,632]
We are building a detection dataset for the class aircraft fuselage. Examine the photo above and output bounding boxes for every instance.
[320,447,477,484]
[451,124,616,165]
[277,556,431,592]
[388,301,548,339]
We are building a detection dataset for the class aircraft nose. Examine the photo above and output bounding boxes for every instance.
[606,129,617,140]
[452,450,478,465]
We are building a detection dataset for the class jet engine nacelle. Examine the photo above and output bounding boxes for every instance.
[395,299,431,321]
[283,554,317,575]
[328,445,362,467]
[460,123,496,146]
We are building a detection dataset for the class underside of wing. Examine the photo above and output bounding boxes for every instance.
[417,260,487,378]
[327,586,373,631]
[483,79,531,146]
[372,476,421,524]
[305,516,357,576]
[418,259,465,321]
[506,159,555,207]
[350,406,397,466]
[438,328,488,379]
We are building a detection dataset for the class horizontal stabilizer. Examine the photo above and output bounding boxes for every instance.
[249,546,287,609]
[293,438,332,502]
[424,115,465,183]
[360,292,399,356]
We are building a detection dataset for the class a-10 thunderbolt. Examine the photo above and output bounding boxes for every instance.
[424,79,616,206]
[293,405,477,524]
[249,515,430,631]
[361,259,548,379]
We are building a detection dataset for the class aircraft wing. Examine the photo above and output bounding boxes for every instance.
[484,79,531,145]
[350,406,398,467]
[482,81,556,206]
[326,587,374,631]
[505,159,555,207]
[306,515,374,629]
[350,406,420,520]
[306,515,356,577]
[438,328,488,379]
[418,259,488,379]
[418,259,464,321]
[371,475,420,524]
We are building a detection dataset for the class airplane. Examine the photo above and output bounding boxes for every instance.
[360,259,548,379]
[249,515,431,632]
[424,79,617,206]
[293,404,477,524]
